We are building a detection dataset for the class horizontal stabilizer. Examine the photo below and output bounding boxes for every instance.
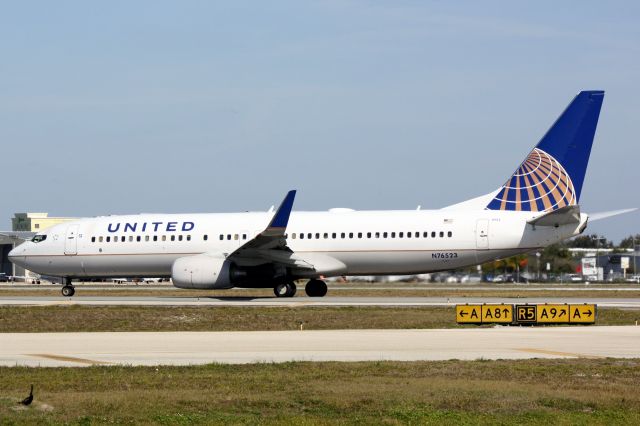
[588,208,637,222]
[527,205,581,227]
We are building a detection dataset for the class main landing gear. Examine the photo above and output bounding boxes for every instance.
[61,278,75,297]
[305,279,327,297]
[274,282,297,298]
[273,279,328,298]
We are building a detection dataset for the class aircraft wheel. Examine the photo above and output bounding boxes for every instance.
[305,279,328,297]
[61,285,75,297]
[274,282,296,298]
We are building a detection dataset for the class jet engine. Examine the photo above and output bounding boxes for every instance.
[171,254,289,289]
[171,254,233,289]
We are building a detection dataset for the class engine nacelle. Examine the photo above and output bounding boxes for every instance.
[171,254,233,289]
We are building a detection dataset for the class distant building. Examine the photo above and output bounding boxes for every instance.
[582,252,640,281]
[12,212,76,232]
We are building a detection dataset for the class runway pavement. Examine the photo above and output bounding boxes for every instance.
[2,295,640,308]
[1,326,638,367]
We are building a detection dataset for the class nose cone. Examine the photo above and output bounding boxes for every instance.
[8,245,27,267]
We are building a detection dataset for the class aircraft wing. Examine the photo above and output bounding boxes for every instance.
[224,190,346,275]
[230,189,296,255]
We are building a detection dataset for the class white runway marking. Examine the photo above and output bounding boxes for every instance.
[1,326,639,367]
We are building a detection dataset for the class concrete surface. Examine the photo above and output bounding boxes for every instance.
[1,326,639,367]
[1,295,640,308]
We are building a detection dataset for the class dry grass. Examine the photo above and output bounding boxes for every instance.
[0,305,638,333]
[0,359,639,424]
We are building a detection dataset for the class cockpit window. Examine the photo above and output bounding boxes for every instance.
[31,234,47,243]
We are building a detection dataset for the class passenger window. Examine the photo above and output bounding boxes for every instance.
[349,232,353,238]
[121,236,125,242]
[129,236,133,242]
[153,236,158,242]
[242,234,247,240]
[227,234,231,240]
[341,232,345,239]
[440,231,444,238]
[391,232,395,238]
[383,232,388,238]
[234,234,239,240]
[136,236,141,242]
[415,232,419,238]
[315,233,320,239]
[448,231,452,237]
[423,232,428,238]
[375,232,380,238]
[307,233,312,239]
[357,232,362,238]
[106,236,111,242]
[292,233,296,239]
[219,234,223,240]
[162,236,166,242]
[431,232,436,238]
[367,232,371,238]
[145,236,149,242]
[300,233,305,239]
[324,233,329,239]
[204,235,208,241]
[399,232,404,238]
[99,236,103,242]
[179,235,183,241]
[332,233,337,239]
[91,237,95,243]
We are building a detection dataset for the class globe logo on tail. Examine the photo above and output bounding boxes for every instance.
[486,148,576,212]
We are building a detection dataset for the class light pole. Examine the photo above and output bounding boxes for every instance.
[592,235,607,281]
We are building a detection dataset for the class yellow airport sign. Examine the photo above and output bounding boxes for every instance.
[456,305,482,323]
[481,304,513,323]
[569,304,597,324]
[536,304,570,323]
[515,305,537,323]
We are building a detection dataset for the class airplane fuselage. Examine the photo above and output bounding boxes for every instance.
[9,208,586,283]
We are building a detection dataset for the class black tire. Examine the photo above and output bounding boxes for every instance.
[274,282,296,298]
[305,279,327,297]
[61,286,75,297]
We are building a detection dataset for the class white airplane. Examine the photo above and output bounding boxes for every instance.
[9,90,633,298]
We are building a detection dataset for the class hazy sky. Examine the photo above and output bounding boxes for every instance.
[1,1,639,242]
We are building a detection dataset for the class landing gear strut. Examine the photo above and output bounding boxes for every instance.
[61,278,75,297]
[305,279,327,297]
[274,282,296,298]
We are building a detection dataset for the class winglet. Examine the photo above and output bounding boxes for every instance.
[267,190,296,230]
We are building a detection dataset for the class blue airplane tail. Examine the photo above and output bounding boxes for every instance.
[485,90,604,212]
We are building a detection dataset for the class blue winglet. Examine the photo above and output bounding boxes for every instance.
[268,190,296,229]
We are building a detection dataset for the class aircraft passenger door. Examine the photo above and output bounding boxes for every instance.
[64,224,79,255]
[475,219,489,250]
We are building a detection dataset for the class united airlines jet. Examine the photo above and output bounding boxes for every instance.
[9,91,629,297]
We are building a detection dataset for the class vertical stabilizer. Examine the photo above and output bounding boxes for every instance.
[485,90,604,212]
